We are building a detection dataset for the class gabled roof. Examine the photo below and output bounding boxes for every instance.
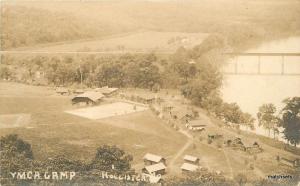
[145,163,166,173]
[143,153,164,163]
[188,119,206,127]
[73,91,104,102]
[95,86,118,94]
[181,163,198,171]
[183,155,199,162]
[74,89,84,93]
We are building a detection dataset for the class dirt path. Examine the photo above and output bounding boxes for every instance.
[222,149,234,179]
[168,129,193,174]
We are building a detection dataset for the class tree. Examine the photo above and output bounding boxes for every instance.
[222,103,243,124]
[91,145,133,174]
[43,155,86,172]
[95,63,125,87]
[0,134,35,177]
[0,134,33,159]
[240,113,255,130]
[257,104,279,137]
[0,66,11,80]
[281,97,300,147]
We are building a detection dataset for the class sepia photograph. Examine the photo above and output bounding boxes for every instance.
[0,0,299,185]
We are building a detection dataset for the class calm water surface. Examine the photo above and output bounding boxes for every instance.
[221,37,300,143]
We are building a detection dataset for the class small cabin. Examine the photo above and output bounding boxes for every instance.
[183,155,200,165]
[181,163,198,174]
[186,120,206,131]
[142,163,166,176]
[56,87,69,95]
[231,138,246,151]
[73,89,84,95]
[137,95,156,104]
[95,86,118,97]
[143,153,166,166]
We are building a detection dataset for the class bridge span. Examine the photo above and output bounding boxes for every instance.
[223,53,300,76]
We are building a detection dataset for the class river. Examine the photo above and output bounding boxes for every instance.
[221,37,300,143]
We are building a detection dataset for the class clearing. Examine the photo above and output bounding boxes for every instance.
[65,102,148,120]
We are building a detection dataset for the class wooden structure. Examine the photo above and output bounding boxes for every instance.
[246,142,263,154]
[230,138,246,151]
[183,155,199,165]
[143,153,166,166]
[56,87,69,95]
[142,163,166,176]
[137,94,156,104]
[95,86,118,96]
[181,163,198,173]
[73,89,84,94]
[72,91,104,105]
[186,120,206,131]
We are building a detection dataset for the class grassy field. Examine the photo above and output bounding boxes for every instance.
[11,31,208,53]
[0,82,186,167]
[0,82,299,180]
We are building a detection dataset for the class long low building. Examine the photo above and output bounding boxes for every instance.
[143,153,166,165]
[142,162,166,176]
[186,119,206,131]
[95,86,118,96]
[181,163,198,173]
[183,155,199,164]
[72,91,105,105]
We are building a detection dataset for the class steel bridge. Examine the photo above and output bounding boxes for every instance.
[223,53,300,76]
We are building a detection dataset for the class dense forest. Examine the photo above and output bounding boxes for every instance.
[1,0,300,49]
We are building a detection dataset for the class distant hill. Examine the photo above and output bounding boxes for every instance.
[1,0,299,49]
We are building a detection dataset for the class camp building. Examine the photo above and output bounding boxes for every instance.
[56,87,69,95]
[73,89,84,95]
[95,86,118,96]
[143,153,166,165]
[186,119,206,131]
[72,91,104,105]
[142,162,166,176]
[183,155,200,164]
[181,163,198,173]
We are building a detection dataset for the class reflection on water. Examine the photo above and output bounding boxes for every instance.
[221,37,300,144]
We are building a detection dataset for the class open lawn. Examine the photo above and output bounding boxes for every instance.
[0,82,186,167]
[0,82,299,179]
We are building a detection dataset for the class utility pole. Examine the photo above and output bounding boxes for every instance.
[79,65,83,87]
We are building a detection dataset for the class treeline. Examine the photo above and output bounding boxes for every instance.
[257,98,300,147]
[1,54,162,90]
[166,35,256,129]
[1,0,300,49]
